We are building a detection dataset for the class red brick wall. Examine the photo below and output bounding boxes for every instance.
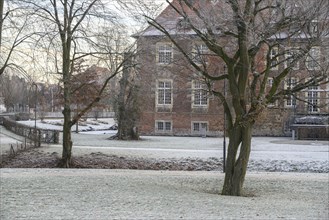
[137,36,225,136]
[136,33,329,137]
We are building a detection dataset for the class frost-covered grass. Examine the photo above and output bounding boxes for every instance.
[2,120,329,173]
[10,119,329,164]
[16,118,116,132]
[1,169,328,219]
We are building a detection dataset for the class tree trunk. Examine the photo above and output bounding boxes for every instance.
[113,53,140,140]
[114,98,139,140]
[0,0,4,50]
[61,107,72,168]
[222,122,253,196]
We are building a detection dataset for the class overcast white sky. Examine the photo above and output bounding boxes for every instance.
[1,0,170,83]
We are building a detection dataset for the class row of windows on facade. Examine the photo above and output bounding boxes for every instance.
[157,80,208,107]
[157,43,322,71]
[157,43,209,65]
[156,120,208,133]
[269,47,322,70]
[268,77,328,112]
[158,79,328,112]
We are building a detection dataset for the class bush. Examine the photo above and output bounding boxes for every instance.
[15,113,31,121]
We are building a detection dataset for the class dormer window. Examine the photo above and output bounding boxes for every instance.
[177,17,191,30]
[309,20,319,35]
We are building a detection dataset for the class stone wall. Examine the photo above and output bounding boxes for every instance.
[253,108,291,136]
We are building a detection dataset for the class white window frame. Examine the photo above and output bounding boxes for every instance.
[306,47,321,70]
[155,120,172,132]
[156,80,173,107]
[192,43,208,65]
[192,80,208,108]
[192,121,208,134]
[267,77,277,107]
[156,43,173,65]
[270,47,279,70]
[285,77,297,107]
[309,20,318,35]
[267,77,274,87]
[306,85,320,113]
[326,79,329,112]
[211,0,219,4]
[177,17,190,30]
[285,48,299,70]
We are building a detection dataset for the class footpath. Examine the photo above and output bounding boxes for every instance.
[0,126,25,153]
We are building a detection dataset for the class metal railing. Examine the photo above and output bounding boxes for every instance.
[2,118,60,145]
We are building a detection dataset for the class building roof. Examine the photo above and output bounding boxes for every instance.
[135,0,329,40]
[295,116,329,125]
[134,0,221,37]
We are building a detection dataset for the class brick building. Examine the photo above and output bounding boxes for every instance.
[135,0,329,139]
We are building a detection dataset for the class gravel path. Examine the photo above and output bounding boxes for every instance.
[1,169,328,220]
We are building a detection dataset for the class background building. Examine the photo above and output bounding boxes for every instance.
[135,0,328,139]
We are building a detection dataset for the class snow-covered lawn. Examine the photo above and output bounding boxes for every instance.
[16,118,116,132]
[1,169,328,219]
[2,120,329,172]
[1,121,328,219]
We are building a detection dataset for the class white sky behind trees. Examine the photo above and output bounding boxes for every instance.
[1,0,168,84]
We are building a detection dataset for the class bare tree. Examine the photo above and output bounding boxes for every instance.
[131,0,329,196]
[0,73,30,112]
[0,0,3,47]
[19,0,135,167]
[0,0,36,76]
[112,52,140,140]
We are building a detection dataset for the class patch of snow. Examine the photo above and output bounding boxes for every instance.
[16,118,116,133]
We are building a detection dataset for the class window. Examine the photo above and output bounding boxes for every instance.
[326,80,329,112]
[267,77,273,87]
[270,47,279,70]
[156,120,172,132]
[157,43,173,64]
[192,122,208,135]
[306,47,321,70]
[307,85,319,113]
[157,80,172,105]
[285,78,297,107]
[177,17,190,30]
[309,20,318,35]
[192,81,208,107]
[267,77,276,107]
[192,44,208,64]
[285,48,299,70]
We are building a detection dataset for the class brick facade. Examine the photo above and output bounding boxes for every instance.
[136,36,225,136]
[135,0,329,137]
